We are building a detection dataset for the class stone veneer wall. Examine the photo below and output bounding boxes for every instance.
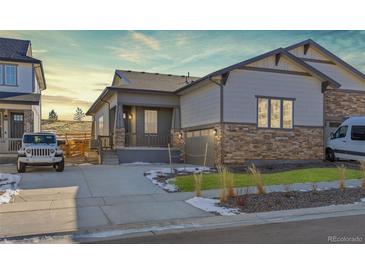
[324,90,365,121]
[220,123,324,165]
[114,127,125,149]
[23,110,34,133]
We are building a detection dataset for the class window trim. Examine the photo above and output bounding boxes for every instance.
[256,95,295,130]
[0,63,18,86]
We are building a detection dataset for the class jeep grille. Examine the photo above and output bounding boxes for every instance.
[31,148,51,157]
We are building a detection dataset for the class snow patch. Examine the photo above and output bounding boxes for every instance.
[186,197,239,216]
[144,166,213,192]
[0,173,21,204]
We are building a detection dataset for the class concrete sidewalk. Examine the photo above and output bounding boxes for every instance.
[0,164,209,238]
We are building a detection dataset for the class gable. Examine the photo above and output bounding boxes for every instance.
[246,54,307,73]
[288,45,330,61]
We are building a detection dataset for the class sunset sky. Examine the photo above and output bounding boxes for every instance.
[1,30,364,120]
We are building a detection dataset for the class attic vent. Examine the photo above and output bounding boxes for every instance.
[127,70,131,72]
[141,71,145,73]
[167,74,172,76]
[155,73,159,75]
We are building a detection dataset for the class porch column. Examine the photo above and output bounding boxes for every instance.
[114,104,125,149]
[24,110,34,133]
[170,107,184,161]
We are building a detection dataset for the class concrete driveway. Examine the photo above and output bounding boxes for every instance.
[0,164,211,238]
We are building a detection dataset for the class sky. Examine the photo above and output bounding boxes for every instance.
[0,30,364,120]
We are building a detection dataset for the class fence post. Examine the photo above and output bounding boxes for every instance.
[168,143,173,174]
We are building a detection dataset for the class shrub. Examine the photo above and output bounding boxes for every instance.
[311,183,318,192]
[248,164,266,194]
[337,164,346,190]
[193,172,203,197]
[217,166,228,203]
[360,161,365,189]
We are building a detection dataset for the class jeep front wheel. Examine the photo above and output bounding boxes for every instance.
[17,159,26,173]
[54,159,65,172]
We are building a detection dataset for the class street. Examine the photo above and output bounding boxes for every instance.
[92,214,365,244]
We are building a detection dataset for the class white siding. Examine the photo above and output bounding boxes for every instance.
[180,82,220,128]
[32,105,41,132]
[94,103,109,136]
[289,46,330,61]
[248,55,306,72]
[223,70,324,127]
[305,61,365,91]
[0,62,33,93]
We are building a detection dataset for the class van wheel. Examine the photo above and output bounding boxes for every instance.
[17,160,26,173]
[326,148,335,162]
[54,159,65,172]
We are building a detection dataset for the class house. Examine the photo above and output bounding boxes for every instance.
[87,39,365,166]
[0,37,46,154]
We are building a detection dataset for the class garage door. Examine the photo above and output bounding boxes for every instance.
[185,128,215,167]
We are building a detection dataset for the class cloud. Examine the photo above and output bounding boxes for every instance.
[130,31,160,50]
[119,51,142,62]
[32,49,48,53]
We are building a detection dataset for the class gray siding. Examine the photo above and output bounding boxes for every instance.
[118,92,179,107]
[180,82,220,128]
[223,69,324,127]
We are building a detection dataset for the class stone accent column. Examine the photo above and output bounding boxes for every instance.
[24,110,34,133]
[171,129,185,162]
[114,104,125,149]
[214,124,224,166]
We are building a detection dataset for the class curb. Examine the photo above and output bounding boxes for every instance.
[2,202,365,243]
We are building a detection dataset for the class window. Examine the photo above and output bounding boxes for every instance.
[270,99,281,128]
[257,97,294,129]
[144,110,157,134]
[0,64,17,86]
[98,116,104,135]
[351,126,365,141]
[333,126,348,139]
[283,100,293,129]
[257,98,269,127]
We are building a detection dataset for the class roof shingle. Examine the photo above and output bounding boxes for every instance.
[0,37,41,63]
[114,70,200,92]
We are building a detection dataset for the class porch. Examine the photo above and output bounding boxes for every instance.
[0,106,38,154]
[93,103,182,164]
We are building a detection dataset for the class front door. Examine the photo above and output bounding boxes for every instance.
[10,112,24,138]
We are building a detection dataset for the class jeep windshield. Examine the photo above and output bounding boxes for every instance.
[23,134,56,144]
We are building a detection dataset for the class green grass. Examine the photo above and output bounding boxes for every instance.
[174,168,362,192]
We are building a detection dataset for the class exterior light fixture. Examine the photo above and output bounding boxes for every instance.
[178,132,183,139]
[128,114,133,120]
[213,129,218,136]
[123,113,126,119]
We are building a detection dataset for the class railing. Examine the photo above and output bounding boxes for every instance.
[125,133,171,147]
[0,138,22,153]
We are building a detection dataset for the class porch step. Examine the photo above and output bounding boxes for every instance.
[101,150,119,165]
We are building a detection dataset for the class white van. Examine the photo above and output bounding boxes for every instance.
[326,116,365,162]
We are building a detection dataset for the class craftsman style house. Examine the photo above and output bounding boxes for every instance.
[87,39,365,166]
[0,37,46,154]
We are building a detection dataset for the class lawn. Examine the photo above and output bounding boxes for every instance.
[174,168,362,192]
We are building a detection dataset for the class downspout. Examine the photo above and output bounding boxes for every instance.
[209,77,224,166]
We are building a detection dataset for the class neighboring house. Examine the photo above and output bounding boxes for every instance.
[0,37,46,154]
[87,39,365,166]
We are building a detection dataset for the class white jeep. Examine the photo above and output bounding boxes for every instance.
[17,132,65,173]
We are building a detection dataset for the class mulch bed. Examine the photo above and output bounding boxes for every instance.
[222,187,365,213]
[228,161,360,174]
